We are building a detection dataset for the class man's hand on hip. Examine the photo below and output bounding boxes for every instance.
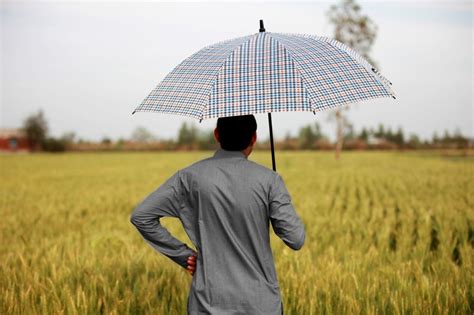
[187,254,197,275]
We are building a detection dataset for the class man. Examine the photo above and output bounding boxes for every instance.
[130,115,306,315]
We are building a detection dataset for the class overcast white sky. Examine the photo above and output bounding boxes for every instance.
[1,0,473,142]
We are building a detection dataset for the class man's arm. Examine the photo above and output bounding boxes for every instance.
[269,174,306,250]
[130,171,197,269]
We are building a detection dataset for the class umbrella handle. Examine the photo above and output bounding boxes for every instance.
[259,20,275,171]
[268,113,276,172]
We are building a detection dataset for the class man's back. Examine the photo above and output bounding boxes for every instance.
[177,149,305,314]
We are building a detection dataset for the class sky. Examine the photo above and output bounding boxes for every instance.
[1,0,473,142]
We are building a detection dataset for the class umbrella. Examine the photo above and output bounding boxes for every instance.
[132,20,395,171]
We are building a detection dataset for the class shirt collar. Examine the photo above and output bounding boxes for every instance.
[213,148,248,160]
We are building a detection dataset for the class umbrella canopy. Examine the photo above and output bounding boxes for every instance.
[132,20,395,170]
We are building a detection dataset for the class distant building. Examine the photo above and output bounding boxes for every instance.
[366,135,397,149]
[366,135,384,145]
[0,128,31,152]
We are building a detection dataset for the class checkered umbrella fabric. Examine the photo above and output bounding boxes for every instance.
[132,31,395,120]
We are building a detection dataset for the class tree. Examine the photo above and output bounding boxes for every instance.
[101,137,112,145]
[298,125,316,150]
[313,122,325,141]
[197,130,217,150]
[452,128,469,149]
[41,137,66,152]
[432,131,440,145]
[115,138,125,150]
[442,129,451,146]
[132,126,156,143]
[23,109,48,152]
[385,127,394,142]
[298,122,325,150]
[393,127,405,147]
[343,122,355,142]
[358,127,369,141]
[282,131,297,150]
[374,123,385,138]
[326,110,351,157]
[327,0,378,66]
[408,133,421,149]
[327,0,378,160]
[177,122,198,146]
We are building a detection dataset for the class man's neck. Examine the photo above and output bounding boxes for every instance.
[242,146,252,157]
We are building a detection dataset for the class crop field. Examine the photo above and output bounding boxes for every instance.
[1,151,473,314]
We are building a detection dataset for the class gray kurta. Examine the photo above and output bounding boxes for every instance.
[130,149,306,314]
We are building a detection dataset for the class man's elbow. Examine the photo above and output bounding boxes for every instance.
[292,231,305,251]
[129,208,143,227]
[285,229,305,251]
[130,213,138,227]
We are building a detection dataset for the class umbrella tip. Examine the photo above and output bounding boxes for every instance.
[259,20,265,32]
[132,110,136,115]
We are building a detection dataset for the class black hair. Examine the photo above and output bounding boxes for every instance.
[216,115,257,151]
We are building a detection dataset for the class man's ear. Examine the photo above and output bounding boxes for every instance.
[251,132,257,146]
[214,128,220,143]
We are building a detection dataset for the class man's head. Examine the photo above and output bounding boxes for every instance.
[214,115,257,153]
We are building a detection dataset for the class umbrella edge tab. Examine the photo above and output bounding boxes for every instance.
[259,20,265,32]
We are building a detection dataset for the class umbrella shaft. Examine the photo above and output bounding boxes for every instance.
[268,113,276,172]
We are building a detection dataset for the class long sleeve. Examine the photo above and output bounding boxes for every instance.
[269,174,306,250]
[130,170,197,269]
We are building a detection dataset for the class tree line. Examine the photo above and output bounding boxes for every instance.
[21,110,471,152]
